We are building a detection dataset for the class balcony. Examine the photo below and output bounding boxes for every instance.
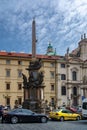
[71,94,81,98]
[66,80,83,85]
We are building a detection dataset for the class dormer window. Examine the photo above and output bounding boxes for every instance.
[18,60,22,65]
[6,60,10,64]
[50,62,55,67]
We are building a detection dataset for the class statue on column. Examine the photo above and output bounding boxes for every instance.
[22,58,44,88]
[22,19,45,112]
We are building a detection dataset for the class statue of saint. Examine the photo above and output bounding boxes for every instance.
[83,75,87,84]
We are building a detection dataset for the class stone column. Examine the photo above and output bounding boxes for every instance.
[32,18,36,58]
[24,89,29,100]
[41,88,44,100]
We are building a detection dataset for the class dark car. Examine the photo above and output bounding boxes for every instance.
[2,108,48,124]
[0,105,4,117]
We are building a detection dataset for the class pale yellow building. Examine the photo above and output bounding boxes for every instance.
[0,51,58,109]
[0,52,30,108]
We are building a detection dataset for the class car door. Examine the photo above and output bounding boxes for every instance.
[61,110,68,120]
[70,112,77,120]
[15,109,26,122]
[66,110,74,120]
[21,109,36,122]
[61,110,71,120]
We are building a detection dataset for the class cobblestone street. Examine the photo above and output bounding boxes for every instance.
[0,120,87,130]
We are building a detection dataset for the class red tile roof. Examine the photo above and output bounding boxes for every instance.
[0,51,62,60]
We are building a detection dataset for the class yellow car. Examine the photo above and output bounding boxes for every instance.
[49,109,81,121]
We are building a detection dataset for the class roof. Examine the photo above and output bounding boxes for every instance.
[0,51,63,60]
[71,47,79,55]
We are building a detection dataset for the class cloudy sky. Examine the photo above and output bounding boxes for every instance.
[0,0,87,56]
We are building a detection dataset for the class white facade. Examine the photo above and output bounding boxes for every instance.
[57,35,87,107]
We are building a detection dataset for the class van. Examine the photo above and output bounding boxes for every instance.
[82,98,87,119]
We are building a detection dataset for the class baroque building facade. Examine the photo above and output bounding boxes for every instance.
[0,34,87,108]
[57,34,87,107]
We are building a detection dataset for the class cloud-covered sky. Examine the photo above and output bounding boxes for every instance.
[0,0,87,55]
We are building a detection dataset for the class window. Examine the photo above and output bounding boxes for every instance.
[73,87,77,95]
[51,97,55,106]
[72,71,77,81]
[18,83,22,90]
[6,60,10,64]
[61,63,65,68]
[50,71,55,78]
[82,102,87,110]
[61,74,66,80]
[6,83,10,90]
[18,60,22,65]
[50,62,55,67]
[18,97,22,105]
[61,86,66,95]
[6,69,10,77]
[62,110,68,113]
[51,84,54,91]
[6,97,10,105]
[18,70,22,77]
[62,110,71,113]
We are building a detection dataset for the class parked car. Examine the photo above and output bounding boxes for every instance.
[2,108,48,124]
[49,109,81,121]
[0,105,4,117]
[66,106,77,113]
[66,106,82,117]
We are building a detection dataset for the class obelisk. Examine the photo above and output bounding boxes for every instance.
[32,18,36,58]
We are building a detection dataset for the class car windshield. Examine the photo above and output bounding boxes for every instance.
[82,102,87,110]
[22,109,34,114]
[61,109,73,113]
[52,109,60,112]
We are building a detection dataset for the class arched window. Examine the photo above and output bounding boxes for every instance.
[72,71,77,81]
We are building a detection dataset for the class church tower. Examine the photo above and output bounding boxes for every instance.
[79,33,87,60]
[46,42,56,56]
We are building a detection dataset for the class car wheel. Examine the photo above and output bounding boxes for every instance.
[60,116,64,121]
[50,118,55,121]
[11,116,18,124]
[40,117,47,123]
[76,116,80,121]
